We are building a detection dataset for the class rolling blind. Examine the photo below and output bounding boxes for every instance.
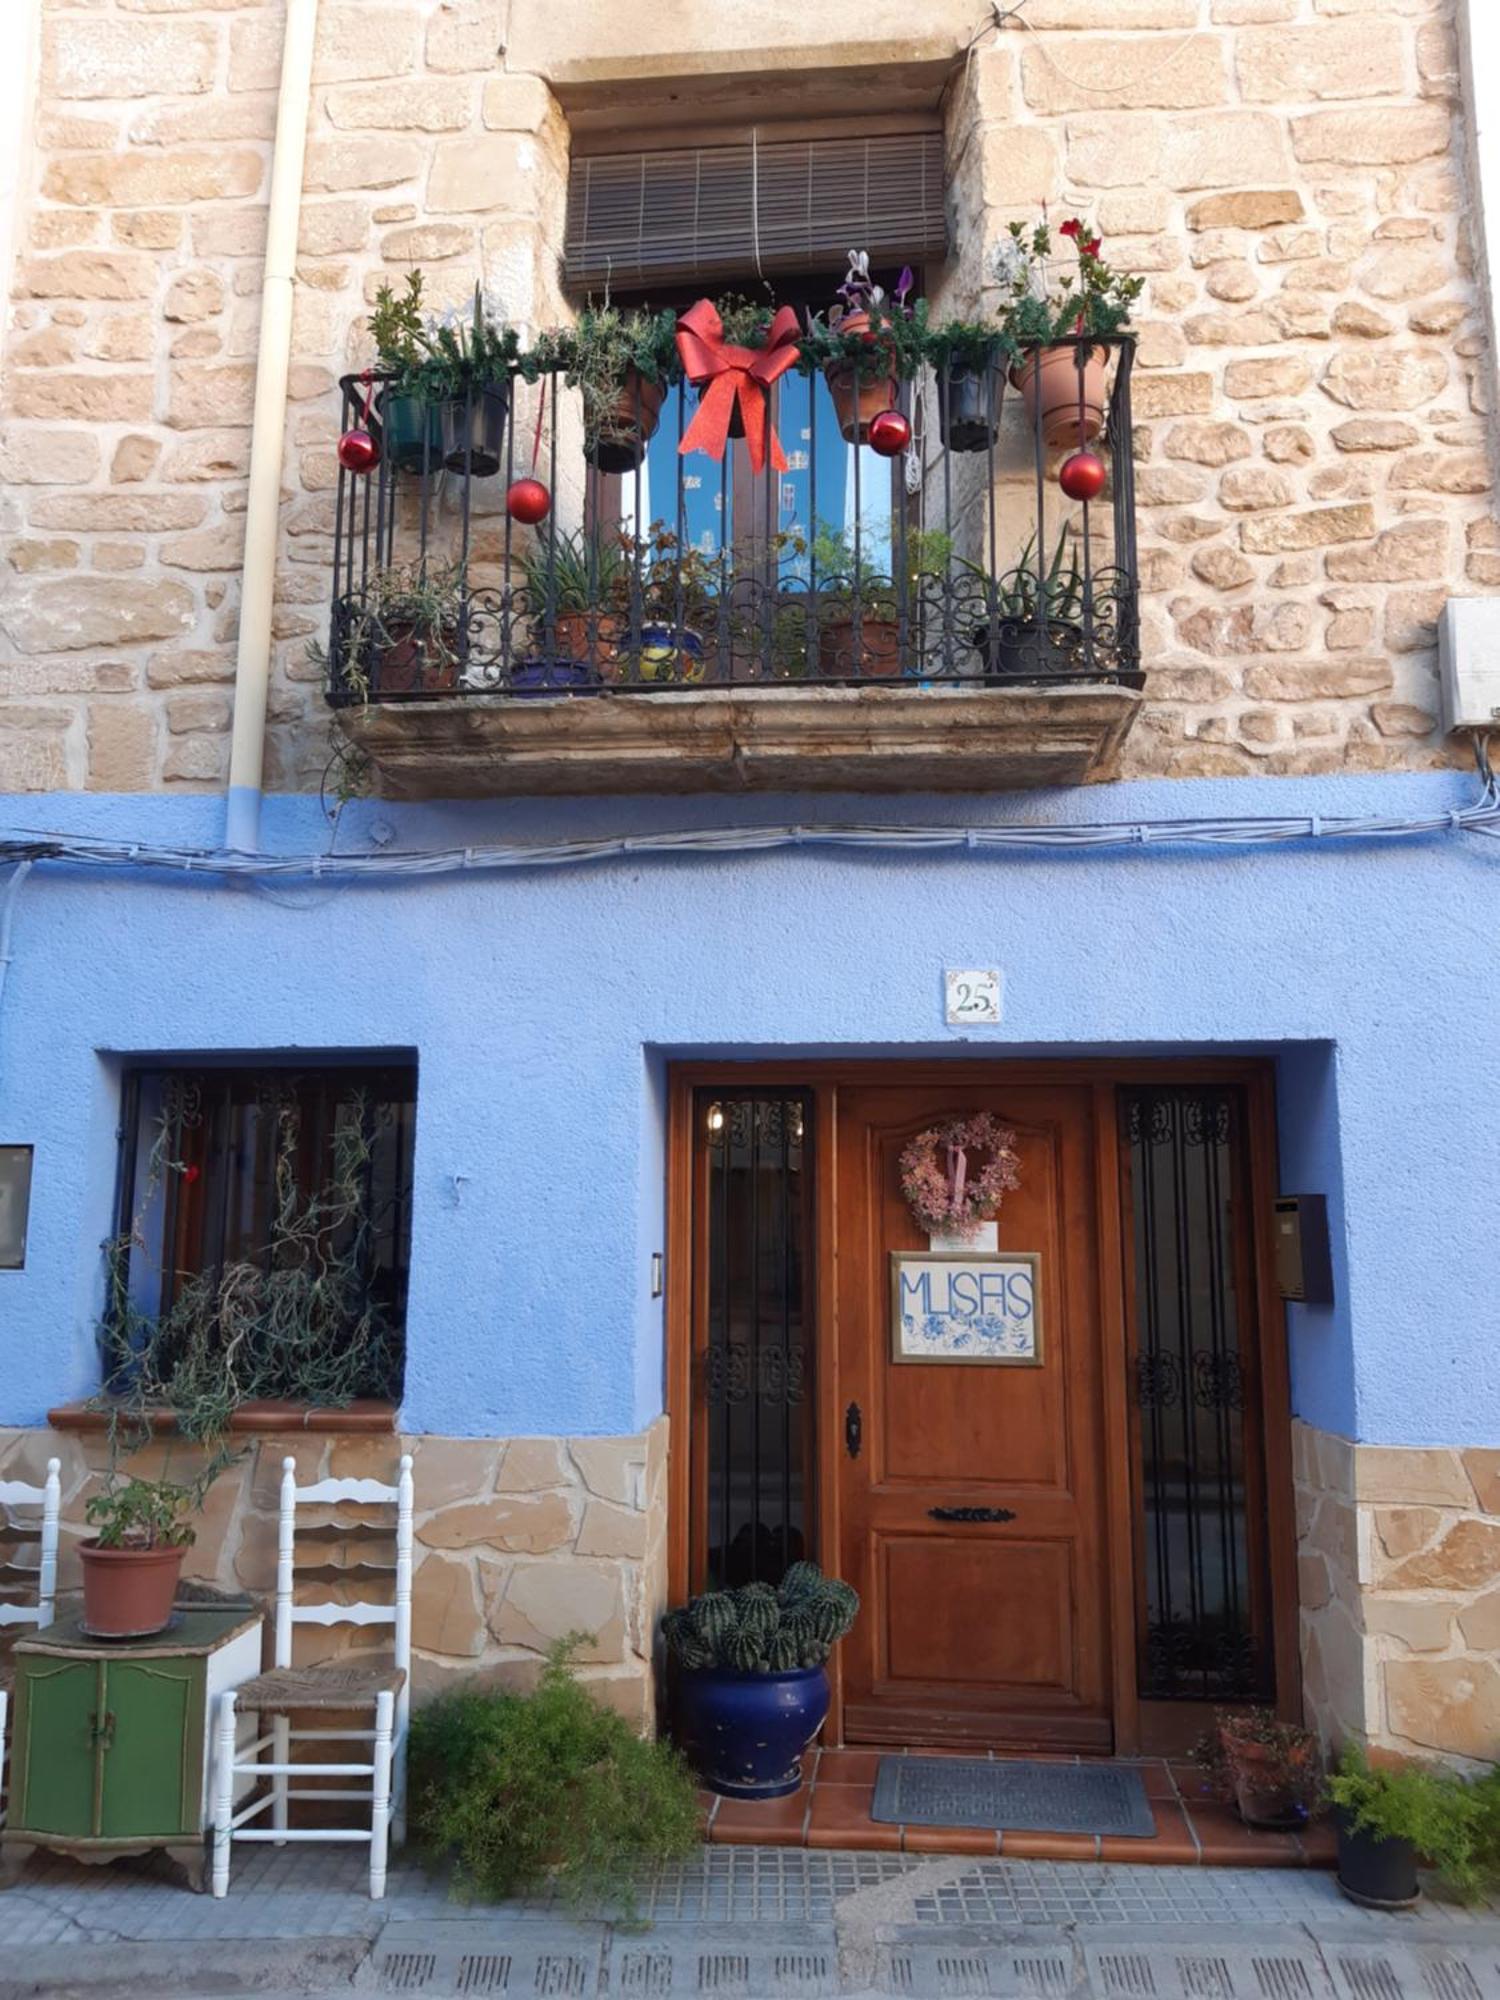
[564,131,947,293]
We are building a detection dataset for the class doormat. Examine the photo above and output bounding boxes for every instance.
[871,1757,1155,1837]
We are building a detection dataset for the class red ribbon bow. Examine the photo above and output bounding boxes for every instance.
[675,299,802,475]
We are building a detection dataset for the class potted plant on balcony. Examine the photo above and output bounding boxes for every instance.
[412,285,518,477]
[81,1475,198,1638]
[1196,1710,1322,1831]
[927,319,1007,453]
[970,530,1088,679]
[662,1562,859,1798]
[995,217,1143,450]
[811,520,900,677]
[324,558,468,699]
[631,523,717,682]
[513,528,628,692]
[801,252,927,445]
[368,270,440,474]
[533,307,679,474]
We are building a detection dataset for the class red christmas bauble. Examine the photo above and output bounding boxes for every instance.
[337,427,380,474]
[506,476,552,525]
[1058,449,1107,502]
[867,408,912,457]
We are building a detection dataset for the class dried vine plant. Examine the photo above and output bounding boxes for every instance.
[94,1079,404,1483]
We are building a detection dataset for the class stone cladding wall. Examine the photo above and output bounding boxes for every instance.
[0,1417,670,1723]
[0,0,1494,786]
[1295,1418,1500,1766]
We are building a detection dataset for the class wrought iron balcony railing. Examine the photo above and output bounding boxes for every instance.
[321,336,1140,707]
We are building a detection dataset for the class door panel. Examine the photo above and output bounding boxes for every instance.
[99,1661,199,1837]
[14,1661,99,1837]
[837,1084,1111,1749]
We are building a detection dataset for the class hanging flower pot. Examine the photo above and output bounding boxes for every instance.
[821,310,900,446]
[379,389,442,474]
[937,362,1004,453]
[439,382,510,477]
[1009,344,1109,451]
[585,367,666,474]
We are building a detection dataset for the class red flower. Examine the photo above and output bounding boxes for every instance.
[181,1164,200,1185]
[1059,218,1082,240]
[1082,236,1103,258]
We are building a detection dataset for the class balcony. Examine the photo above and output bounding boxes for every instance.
[323,338,1143,797]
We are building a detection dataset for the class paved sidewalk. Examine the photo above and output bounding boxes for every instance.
[1,1845,1498,1997]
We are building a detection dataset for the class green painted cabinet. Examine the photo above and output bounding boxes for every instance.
[2,1608,261,1889]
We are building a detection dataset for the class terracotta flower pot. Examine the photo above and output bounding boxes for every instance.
[1219,1725,1314,1830]
[1009,344,1109,450]
[551,610,623,675]
[371,621,464,698]
[823,308,898,445]
[80,1540,186,1638]
[819,613,901,679]
[586,368,666,474]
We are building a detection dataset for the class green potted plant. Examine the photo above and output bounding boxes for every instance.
[409,1638,699,1910]
[970,529,1087,679]
[926,320,1006,453]
[810,520,900,677]
[994,217,1143,450]
[514,528,628,690]
[1326,1744,1500,1909]
[1197,1709,1322,1831]
[800,252,927,445]
[317,558,468,699]
[662,1562,859,1798]
[631,522,717,682]
[81,1476,198,1637]
[531,306,678,473]
[410,285,518,477]
[368,270,440,474]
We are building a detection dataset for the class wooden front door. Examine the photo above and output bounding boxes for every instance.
[835,1083,1113,1750]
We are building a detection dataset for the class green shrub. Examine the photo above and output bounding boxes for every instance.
[1327,1745,1500,1900]
[408,1638,700,1908]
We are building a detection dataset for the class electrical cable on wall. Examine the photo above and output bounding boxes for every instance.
[1,740,1496,888]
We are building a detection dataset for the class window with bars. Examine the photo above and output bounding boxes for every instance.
[106,1063,416,1407]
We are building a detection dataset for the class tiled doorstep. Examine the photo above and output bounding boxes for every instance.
[700,1752,1339,1868]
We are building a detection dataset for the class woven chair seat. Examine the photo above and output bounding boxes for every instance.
[235,1664,406,1711]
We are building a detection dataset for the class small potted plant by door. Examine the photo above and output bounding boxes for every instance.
[802,253,925,445]
[928,321,1006,453]
[663,1562,858,1799]
[1326,1745,1500,1910]
[971,530,1088,679]
[1200,1710,1322,1832]
[995,217,1143,450]
[81,1476,197,1638]
[368,271,441,474]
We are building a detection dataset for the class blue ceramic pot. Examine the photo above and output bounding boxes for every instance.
[676,1665,829,1799]
[510,658,598,698]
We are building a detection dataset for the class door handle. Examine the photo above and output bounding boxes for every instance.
[91,1709,116,1751]
[845,1402,862,1460]
[928,1506,1016,1523]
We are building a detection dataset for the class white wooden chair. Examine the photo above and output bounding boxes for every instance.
[0,1458,61,1831]
[210,1453,412,1899]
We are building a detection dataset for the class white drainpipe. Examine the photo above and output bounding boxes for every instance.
[225,0,320,854]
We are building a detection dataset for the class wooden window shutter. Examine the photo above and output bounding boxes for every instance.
[564,131,947,293]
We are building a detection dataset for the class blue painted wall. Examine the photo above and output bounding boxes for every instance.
[1,772,1496,1447]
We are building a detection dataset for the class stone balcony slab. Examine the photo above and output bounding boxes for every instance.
[333,682,1143,798]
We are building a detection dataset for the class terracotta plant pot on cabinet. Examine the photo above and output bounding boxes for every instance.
[1010,344,1109,451]
[80,1542,187,1639]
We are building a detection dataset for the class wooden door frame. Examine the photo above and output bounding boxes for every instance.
[665,1057,1301,1755]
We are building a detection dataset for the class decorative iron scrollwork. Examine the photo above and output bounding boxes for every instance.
[704,1340,807,1408]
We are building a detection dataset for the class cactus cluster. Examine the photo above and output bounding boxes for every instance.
[661,1562,859,1674]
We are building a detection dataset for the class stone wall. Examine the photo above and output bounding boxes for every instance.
[1,0,1496,789]
[0,1417,670,1724]
[1295,1419,1500,1768]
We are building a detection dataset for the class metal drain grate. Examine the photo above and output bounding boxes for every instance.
[696,1953,749,1994]
[1253,1961,1315,2000]
[379,1951,439,1992]
[534,1955,589,1998]
[772,1950,834,1994]
[1013,1954,1073,1998]
[936,1953,993,1996]
[456,1954,512,1995]
[1180,1959,1235,2000]
[1335,1960,1404,2000]
[616,1949,674,1994]
[1425,1962,1485,2000]
[1098,1954,1157,1998]
[881,1948,917,1994]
